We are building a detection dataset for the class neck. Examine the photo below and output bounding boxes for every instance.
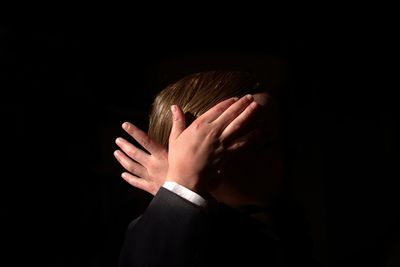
[211,189,276,224]
[210,184,273,209]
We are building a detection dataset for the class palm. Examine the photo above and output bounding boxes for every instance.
[114,122,169,195]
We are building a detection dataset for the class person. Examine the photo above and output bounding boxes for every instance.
[114,71,317,266]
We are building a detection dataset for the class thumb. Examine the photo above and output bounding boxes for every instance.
[169,105,186,141]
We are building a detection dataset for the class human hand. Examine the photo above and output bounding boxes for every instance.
[114,122,168,195]
[166,94,259,193]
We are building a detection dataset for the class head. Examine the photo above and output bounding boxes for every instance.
[149,71,265,147]
[148,70,282,206]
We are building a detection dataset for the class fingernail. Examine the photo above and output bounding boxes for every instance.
[246,94,253,101]
[122,122,129,130]
[171,105,177,120]
[233,97,239,101]
[114,150,119,156]
[115,137,122,144]
[250,102,258,108]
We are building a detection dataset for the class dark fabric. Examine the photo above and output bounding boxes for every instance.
[119,188,316,267]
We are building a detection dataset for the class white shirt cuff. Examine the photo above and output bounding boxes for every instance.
[162,181,207,208]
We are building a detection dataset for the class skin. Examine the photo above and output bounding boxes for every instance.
[114,94,259,194]
[166,94,259,193]
[114,125,168,195]
[114,92,281,209]
[211,92,283,208]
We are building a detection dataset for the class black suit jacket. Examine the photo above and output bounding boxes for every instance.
[119,188,316,267]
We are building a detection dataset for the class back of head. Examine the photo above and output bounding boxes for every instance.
[148,70,264,148]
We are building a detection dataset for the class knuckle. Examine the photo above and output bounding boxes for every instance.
[215,106,225,114]
[232,122,241,131]
[232,142,243,150]
[192,121,203,130]
[127,147,137,157]
[207,128,219,139]
[126,127,135,136]
[140,136,151,148]
[128,167,136,174]
[227,142,241,151]
[130,178,138,187]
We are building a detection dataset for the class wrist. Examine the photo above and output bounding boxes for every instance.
[162,181,208,207]
[165,173,203,194]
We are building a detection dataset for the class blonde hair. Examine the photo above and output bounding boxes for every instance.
[148,70,264,147]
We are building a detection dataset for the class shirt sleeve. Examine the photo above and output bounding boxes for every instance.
[162,181,208,208]
[118,187,208,267]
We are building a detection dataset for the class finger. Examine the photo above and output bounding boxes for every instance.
[224,128,262,152]
[195,97,238,124]
[169,105,186,141]
[212,94,254,132]
[114,150,148,178]
[122,122,165,156]
[115,137,150,166]
[219,101,259,141]
[121,172,155,195]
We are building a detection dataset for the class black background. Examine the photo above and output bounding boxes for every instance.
[1,17,398,267]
